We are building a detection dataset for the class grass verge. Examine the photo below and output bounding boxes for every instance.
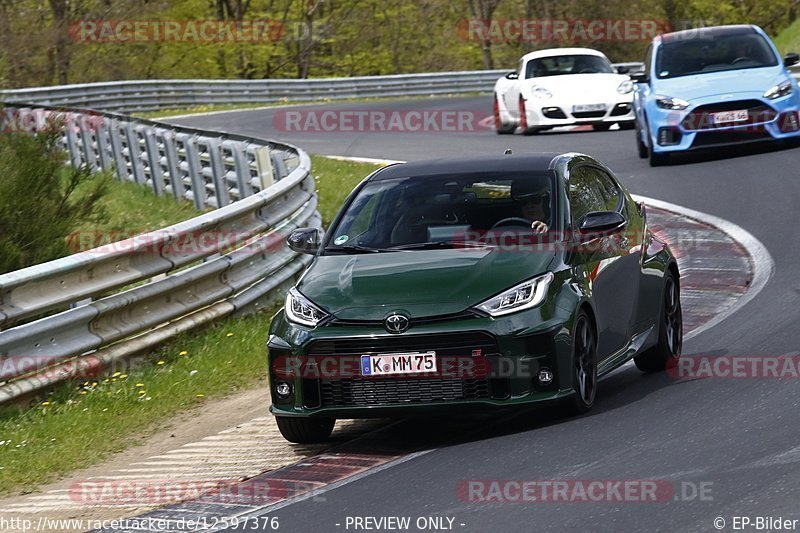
[0,156,380,496]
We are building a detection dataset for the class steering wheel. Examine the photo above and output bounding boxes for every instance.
[490,217,532,230]
[732,57,751,64]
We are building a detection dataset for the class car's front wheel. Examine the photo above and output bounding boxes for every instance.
[635,270,682,372]
[494,96,515,135]
[635,120,648,158]
[276,416,335,444]
[567,310,597,414]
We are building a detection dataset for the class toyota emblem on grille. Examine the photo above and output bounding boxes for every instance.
[384,313,410,334]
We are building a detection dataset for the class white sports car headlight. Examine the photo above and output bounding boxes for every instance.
[655,95,690,110]
[532,86,553,99]
[474,272,554,317]
[764,80,793,99]
[285,287,328,327]
[617,80,634,94]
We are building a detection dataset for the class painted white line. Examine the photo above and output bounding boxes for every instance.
[632,194,774,341]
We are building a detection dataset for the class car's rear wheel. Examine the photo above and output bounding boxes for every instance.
[276,416,335,444]
[567,310,597,414]
[635,270,682,372]
[592,123,612,131]
[494,96,515,135]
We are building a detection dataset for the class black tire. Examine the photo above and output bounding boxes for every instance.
[276,416,335,444]
[618,121,635,130]
[635,120,648,159]
[592,123,612,131]
[566,310,598,414]
[635,270,682,372]
[645,120,669,166]
[494,96,515,135]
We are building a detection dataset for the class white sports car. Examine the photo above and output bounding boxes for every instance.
[493,48,635,135]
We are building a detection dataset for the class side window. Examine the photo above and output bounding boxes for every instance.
[568,167,605,224]
[586,167,622,212]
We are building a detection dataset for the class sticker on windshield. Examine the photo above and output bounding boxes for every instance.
[334,235,349,245]
[660,71,669,77]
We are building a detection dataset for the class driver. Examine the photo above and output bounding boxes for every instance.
[511,177,551,234]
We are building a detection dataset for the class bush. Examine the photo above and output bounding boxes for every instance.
[0,123,108,274]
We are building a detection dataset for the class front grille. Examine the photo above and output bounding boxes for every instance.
[320,377,491,407]
[572,110,606,119]
[305,332,501,408]
[681,100,776,131]
[691,130,773,148]
[306,332,498,357]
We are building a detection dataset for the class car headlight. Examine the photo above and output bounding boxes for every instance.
[285,287,328,327]
[532,86,552,99]
[617,80,634,94]
[474,272,554,317]
[655,95,690,110]
[764,80,794,99]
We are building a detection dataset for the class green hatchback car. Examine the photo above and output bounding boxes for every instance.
[268,152,682,443]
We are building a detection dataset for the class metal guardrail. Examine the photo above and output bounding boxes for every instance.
[1,104,300,209]
[0,104,320,403]
[0,65,646,113]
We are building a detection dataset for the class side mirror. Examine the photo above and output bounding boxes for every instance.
[629,71,649,83]
[578,211,626,239]
[616,65,630,74]
[505,71,519,80]
[287,227,322,255]
[784,53,800,67]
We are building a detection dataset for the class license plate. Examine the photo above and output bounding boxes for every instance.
[360,351,437,376]
[710,109,749,124]
[573,104,606,113]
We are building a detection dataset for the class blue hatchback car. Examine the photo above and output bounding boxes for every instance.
[633,25,800,166]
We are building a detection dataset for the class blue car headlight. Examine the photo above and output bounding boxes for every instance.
[764,80,794,99]
[655,96,690,110]
[474,272,554,317]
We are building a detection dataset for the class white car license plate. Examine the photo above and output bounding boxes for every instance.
[572,104,606,113]
[360,351,437,376]
[710,109,749,124]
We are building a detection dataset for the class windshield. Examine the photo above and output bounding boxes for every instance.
[656,32,778,79]
[525,55,613,78]
[324,171,556,254]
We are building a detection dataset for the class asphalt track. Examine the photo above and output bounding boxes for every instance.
[166,97,800,533]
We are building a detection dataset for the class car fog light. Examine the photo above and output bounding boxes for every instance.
[276,382,292,398]
[538,368,554,384]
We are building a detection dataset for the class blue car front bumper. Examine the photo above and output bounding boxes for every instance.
[646,92,800,153]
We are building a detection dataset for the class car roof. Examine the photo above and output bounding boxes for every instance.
[369,153,565,181]
[659,24,757,44]
[520,48,608,62]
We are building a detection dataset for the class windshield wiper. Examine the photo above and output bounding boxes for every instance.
[386,240,484,251]
[325,244,386,254]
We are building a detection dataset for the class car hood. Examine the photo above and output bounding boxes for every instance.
[652,66,787,100]
[297,247,555,321]
[526,73,629,99]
